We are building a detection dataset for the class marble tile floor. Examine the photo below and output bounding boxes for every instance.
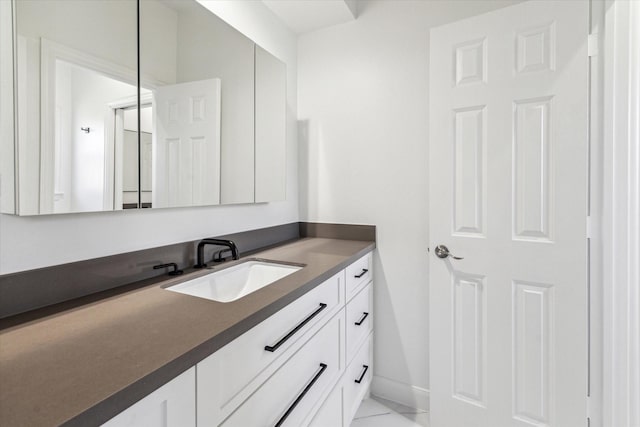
[350,396,430,427]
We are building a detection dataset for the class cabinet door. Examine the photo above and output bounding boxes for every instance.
[101,368,195,427]
[140,0,256,206]
[0,0,14,214]
[254,45,286,202]
[153,78,222,208]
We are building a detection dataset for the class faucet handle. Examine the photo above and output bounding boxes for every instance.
[212,248,231,263]
[153,262,184,276]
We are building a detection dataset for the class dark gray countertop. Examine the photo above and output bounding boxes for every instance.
[0,237,375,427]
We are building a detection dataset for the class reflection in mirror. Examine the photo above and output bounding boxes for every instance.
[121,105,153,209]
[0,0,15,214]
[50,60,139,213]
[7,0,287,215]
[14,0,138,215]
[142,0,252,207]
[255,46,287,203]
[152,79,221,208]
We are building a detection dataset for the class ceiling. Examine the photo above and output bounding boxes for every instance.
[262,0,358,35]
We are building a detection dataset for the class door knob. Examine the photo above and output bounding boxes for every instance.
[434,245,464,260]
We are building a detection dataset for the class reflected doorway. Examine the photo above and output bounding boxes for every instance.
[119,104,153,209]
[105,91,152,210]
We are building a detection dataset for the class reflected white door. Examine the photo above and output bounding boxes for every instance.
[154,78,221,208]
[429,1,588,426]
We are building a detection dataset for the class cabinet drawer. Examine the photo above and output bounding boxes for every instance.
[198,272,344,424]
[346,281,373,364]
[102,368,195,427]
[343,334,373,426]
[308,381,344,427]
[345,252,372,300]
[220,311,345,427]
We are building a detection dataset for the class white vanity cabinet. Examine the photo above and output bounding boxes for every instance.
[197,253,374,427]
[101,367,196,427]
[344,280,374,424]
[308,282,373,427]
[309,280,374,427]
[103,250,374,427]
[197,271,345,425]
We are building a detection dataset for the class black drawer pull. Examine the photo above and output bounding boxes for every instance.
[265,303,328,352]
[355,364,369,384]
[275,363,328,427]
[355,312,369,326]
[354,268,368,278]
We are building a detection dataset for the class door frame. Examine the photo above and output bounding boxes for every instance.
[424,0,638,425]
[525,0,640,425]
[39,39,139,214]
[103,93,152,210]
[600,1,640,426]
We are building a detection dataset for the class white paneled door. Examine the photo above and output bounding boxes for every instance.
[429,1,588,426]
[153,78,221,208]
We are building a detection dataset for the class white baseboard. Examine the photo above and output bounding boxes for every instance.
[371,375,430,411]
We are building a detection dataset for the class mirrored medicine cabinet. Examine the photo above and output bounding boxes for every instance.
[0,0,286,216]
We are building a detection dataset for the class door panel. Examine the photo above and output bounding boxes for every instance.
[429,2,588,426]
[153,78,221,208]
[453,105,486,237]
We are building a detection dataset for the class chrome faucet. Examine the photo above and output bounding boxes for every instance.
[194,238,239,268]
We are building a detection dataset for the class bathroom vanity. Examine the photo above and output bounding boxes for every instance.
[0,0,377,424]
[0,236,374,427]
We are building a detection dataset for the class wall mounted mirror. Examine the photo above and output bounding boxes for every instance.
[11,0,138,215]
[1,0,286,215]
[141,0,248,207]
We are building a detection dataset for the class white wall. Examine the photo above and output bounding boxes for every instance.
[68,64,138,212]
[0,0,298,274]
[297,0,521,405]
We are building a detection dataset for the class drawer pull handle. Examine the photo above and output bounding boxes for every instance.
[355,312,369,326]
[355,364,369,384]
[265,303,328,352]
[275,363,328,427]
[354,268,369,278]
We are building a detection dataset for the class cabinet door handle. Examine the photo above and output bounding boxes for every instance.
[355,312,369,326]
[354,268,368,278]
[275,363,328,427]
[355,364,369,384]
[265,303,328,352]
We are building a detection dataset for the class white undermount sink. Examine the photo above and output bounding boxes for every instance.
[165,259,303,303]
